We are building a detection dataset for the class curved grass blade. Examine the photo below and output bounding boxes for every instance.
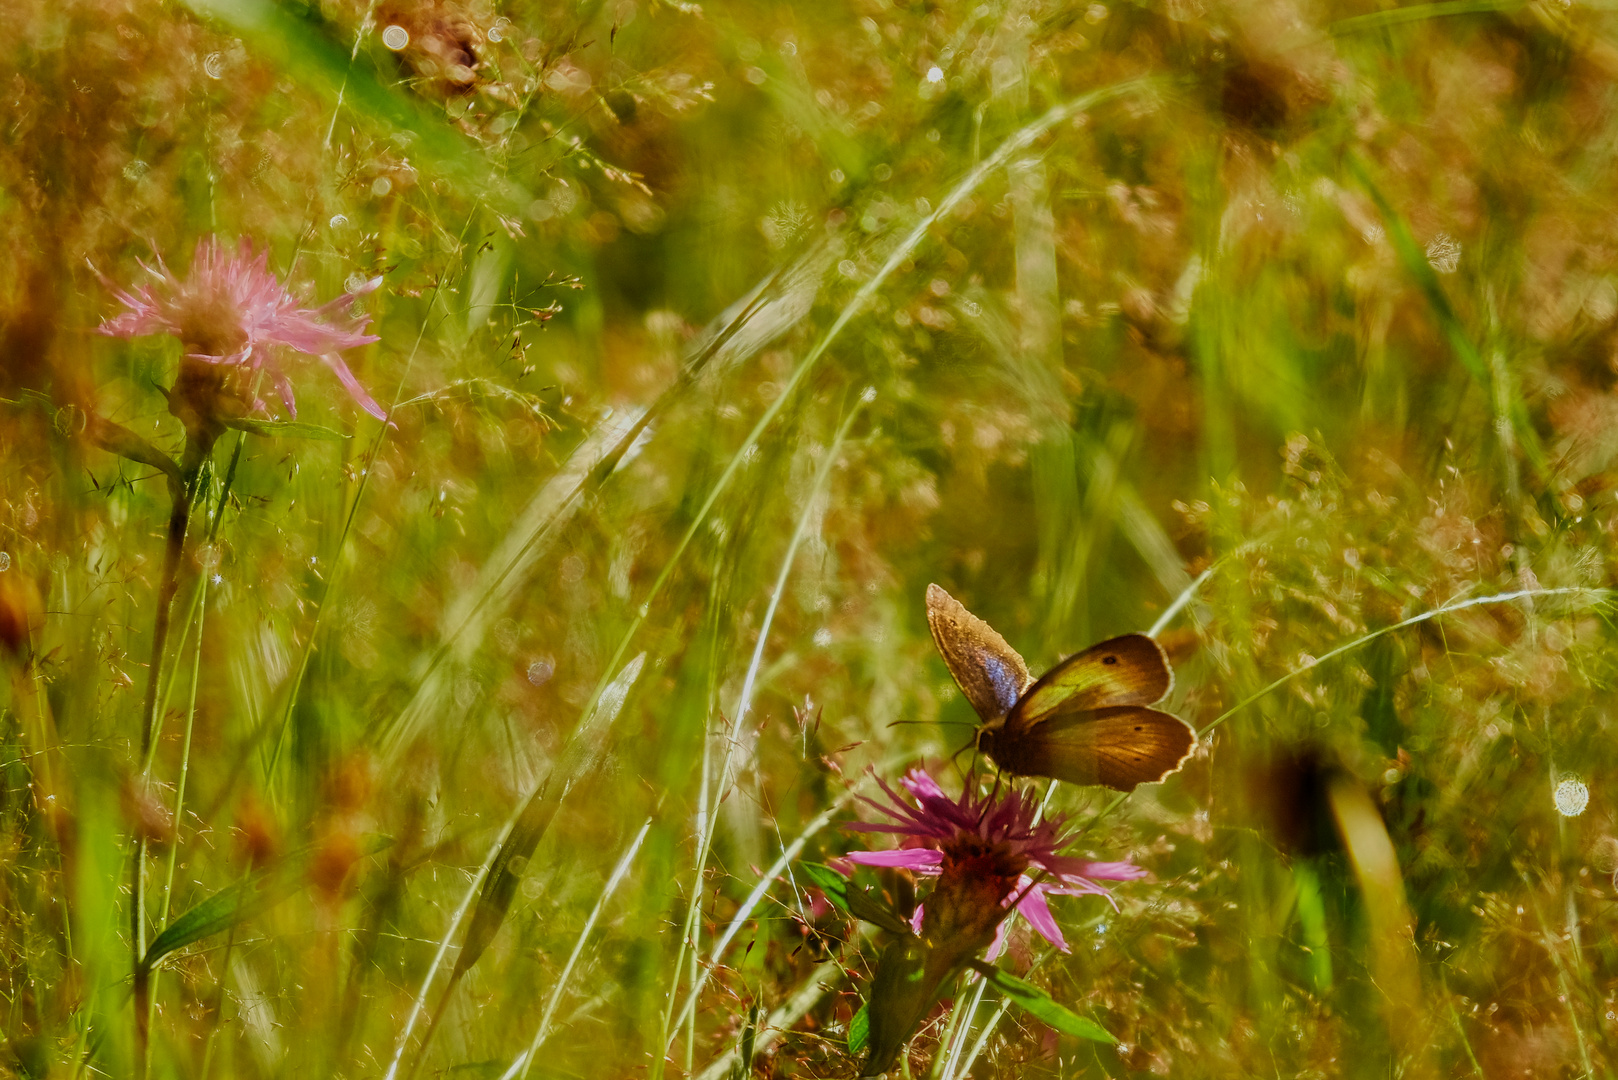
[657,404,869,1066]
[454,653,646,977]
[503,818,653,1080]
[179,0,531,212]
[380,813,518,1080]
[377,407,647,762]
[378,257,801,764]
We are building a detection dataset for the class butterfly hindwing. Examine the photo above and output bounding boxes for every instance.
[1008,633,1171,729]
[925,583,1032,723]
[987,706,1196,792]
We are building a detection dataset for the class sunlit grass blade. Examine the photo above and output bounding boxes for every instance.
[654,399,862,1068]
[1324,777,1425,1066]
[380,256,800,763]
[1198,586,1609,738]
[504,817,653,1080]
[454,652,646,979]
[378,407,647,761]
[381,815,519,1080]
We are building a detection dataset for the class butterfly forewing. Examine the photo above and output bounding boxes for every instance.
[1008,633,1171,728]
[987,706,1196,792]
[925,583,1032,724]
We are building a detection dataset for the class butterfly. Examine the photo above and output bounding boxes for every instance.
[925,583,1196,792]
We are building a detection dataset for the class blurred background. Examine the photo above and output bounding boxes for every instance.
[4,0,1618,1075]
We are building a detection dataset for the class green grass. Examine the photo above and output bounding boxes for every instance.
[6,0,1618,1075]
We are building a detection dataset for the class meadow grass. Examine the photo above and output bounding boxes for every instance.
[5,0,1618,1076]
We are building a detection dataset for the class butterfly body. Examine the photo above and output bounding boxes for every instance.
[926,584,1196,792]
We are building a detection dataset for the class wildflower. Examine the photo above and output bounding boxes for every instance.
[98,237,386,449]
[844,769,1144,1074]
[845,768,1143,957]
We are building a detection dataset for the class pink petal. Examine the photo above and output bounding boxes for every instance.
[844,849,944,871]
[272,370,298,418]
[910,904,925,935]
[319,353,388,420]
[984,917,1010,962]
[900,769,947,800]
[1044,878,1123,912]
[1044,857,1146,882]
[1013,883,1068,953]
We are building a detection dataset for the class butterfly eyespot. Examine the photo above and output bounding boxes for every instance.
[1103,656,1118,665]
[1134,726,1142,731]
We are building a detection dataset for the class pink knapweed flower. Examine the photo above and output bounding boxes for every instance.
[846,769,1145,958]
[98,237,386,435]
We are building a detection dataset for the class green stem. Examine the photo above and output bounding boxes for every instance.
[133,444,202,1076]
[146,574,209,1038]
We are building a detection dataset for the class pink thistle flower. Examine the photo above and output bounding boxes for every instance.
[845,769,1145,958]
[98,237,386,442]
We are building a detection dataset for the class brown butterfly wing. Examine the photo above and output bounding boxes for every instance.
[925,583,1032,723]
[985,706,1196,792]
[1008,634,1172,729]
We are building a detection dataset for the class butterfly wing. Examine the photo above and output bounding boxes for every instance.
[925,583,1032,723]
[985,706,1196,792]
[985,633,1188,790]
[1008,633,1171,729]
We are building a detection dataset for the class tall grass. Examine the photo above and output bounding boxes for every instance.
[6,0,1618,1076]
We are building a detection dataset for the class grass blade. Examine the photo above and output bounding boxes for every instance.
[506,818,654,1080]
[143,836,390,970]
[180,0,531,211]
[454,653,647,977]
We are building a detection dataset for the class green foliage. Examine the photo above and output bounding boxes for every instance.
[143,834,391,970]
[5,0,1618,1075]
[970,961,1118,1044]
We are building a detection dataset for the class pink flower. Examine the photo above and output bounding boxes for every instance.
[845,769,1145,958]
[98,237,387,426]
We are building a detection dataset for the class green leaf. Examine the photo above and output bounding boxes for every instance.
[968,961,1116,1044]
[143,835,391,970]
[847,1003,868,1055]
[143,865,291,970]
[798,861,915,935]
[85,414,184,489]
[224,417,350,440]
[798,862,852,910]
[844,885,915,936]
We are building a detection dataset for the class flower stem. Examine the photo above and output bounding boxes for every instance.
[132,441,203,1076]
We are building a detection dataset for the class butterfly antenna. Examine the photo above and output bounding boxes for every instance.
[946,736,976,780]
